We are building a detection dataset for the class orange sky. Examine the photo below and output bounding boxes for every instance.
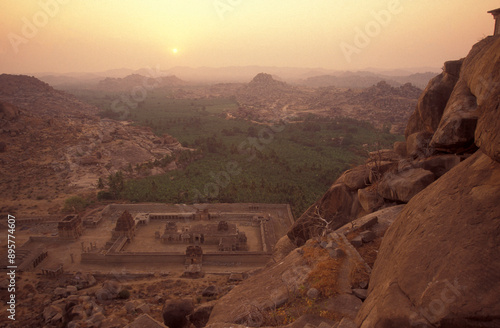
[0,0,498,74]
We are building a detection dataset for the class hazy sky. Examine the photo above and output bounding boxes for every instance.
[0,0,498,74]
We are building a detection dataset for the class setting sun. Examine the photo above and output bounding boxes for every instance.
[172,48,179,54]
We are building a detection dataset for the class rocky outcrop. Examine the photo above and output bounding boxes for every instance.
[0,102,21,121]
[405,60,462,138]
[208,229,373,328]
[234,73,420,132]
[356,151,500,327]
[280,36,500,328]
[207,249,311,326]
[287,183,354,246]
[355,36,500,327]
[429,80,478,152]
[376,168,435,203]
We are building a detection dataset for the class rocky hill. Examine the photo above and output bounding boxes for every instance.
[232,74,421,133]
[0,74,99,117]
[300,71,437,89]
[0,75,184,216]
[203,36,500,328]
[97,74,186,92]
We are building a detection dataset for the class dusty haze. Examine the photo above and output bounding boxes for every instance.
[0,1,498,74]
[0,0,498,73]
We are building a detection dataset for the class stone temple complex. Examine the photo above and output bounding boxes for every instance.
[2,203,294,277]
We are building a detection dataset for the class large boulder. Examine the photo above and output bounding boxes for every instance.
[0,102,21,121]
[162,299,195,328]
[356,151,500,327]
[358,186,384,213]
[207,249,311,326]
[377,168,435,203]
[431,36,500,155]
[343,166,370,190]
[287,183,353,246]
[430,80,478,152]
[189,300,218,328]
[43,305,64,325]
[272,235,297,262]
[405,60,462,138]
[472,37,500,162]
[406,131,434,159]
[413,154,461,178]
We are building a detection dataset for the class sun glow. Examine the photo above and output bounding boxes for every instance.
[172,48,179,54]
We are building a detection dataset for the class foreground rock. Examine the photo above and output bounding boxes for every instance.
[355,34,500,328]
[356,150,500,327]
[162,299,195,328]
[207,249,311,326]
[377,168,435,203]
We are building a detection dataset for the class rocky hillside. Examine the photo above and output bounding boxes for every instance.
[234,73,302,121]
[0,74,99,117]
[233,74,421,133]
[97,74,186,92]
[300,71,436,89]
[0,75,184,216]
[203,36,500,328]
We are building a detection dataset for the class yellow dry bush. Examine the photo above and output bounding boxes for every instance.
[307,257,342,297]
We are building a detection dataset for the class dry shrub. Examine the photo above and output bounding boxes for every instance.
[302,239,344,297]
[302,240,330,264]
[263,239,349,326]
[308,257,342,297]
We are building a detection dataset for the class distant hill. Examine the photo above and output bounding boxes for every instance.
[0,74,99,116]
[232,73,423,133]
[35,66,440,87]
[97,74,186,92]
[0,74,183,216]
[298,71,437,89]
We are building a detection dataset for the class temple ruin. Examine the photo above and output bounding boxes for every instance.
[112,210,136,240]
[8,203,294,275]
[160,220,248,251]
[489,8,500,36]
[58,214,83,240]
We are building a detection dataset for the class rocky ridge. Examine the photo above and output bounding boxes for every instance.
[234,76,421,133]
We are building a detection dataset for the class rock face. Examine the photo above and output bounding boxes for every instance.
[405,60,462,138]
[287,183,354,245]
[356,151,500,327]
[406,131,434,159]
[376,168,435,203]
[428,36,500,154]
[355,36,500,328]
[429,80,478,152]
[207,249,311,326]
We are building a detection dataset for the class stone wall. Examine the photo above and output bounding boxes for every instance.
[80,251,271,266]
